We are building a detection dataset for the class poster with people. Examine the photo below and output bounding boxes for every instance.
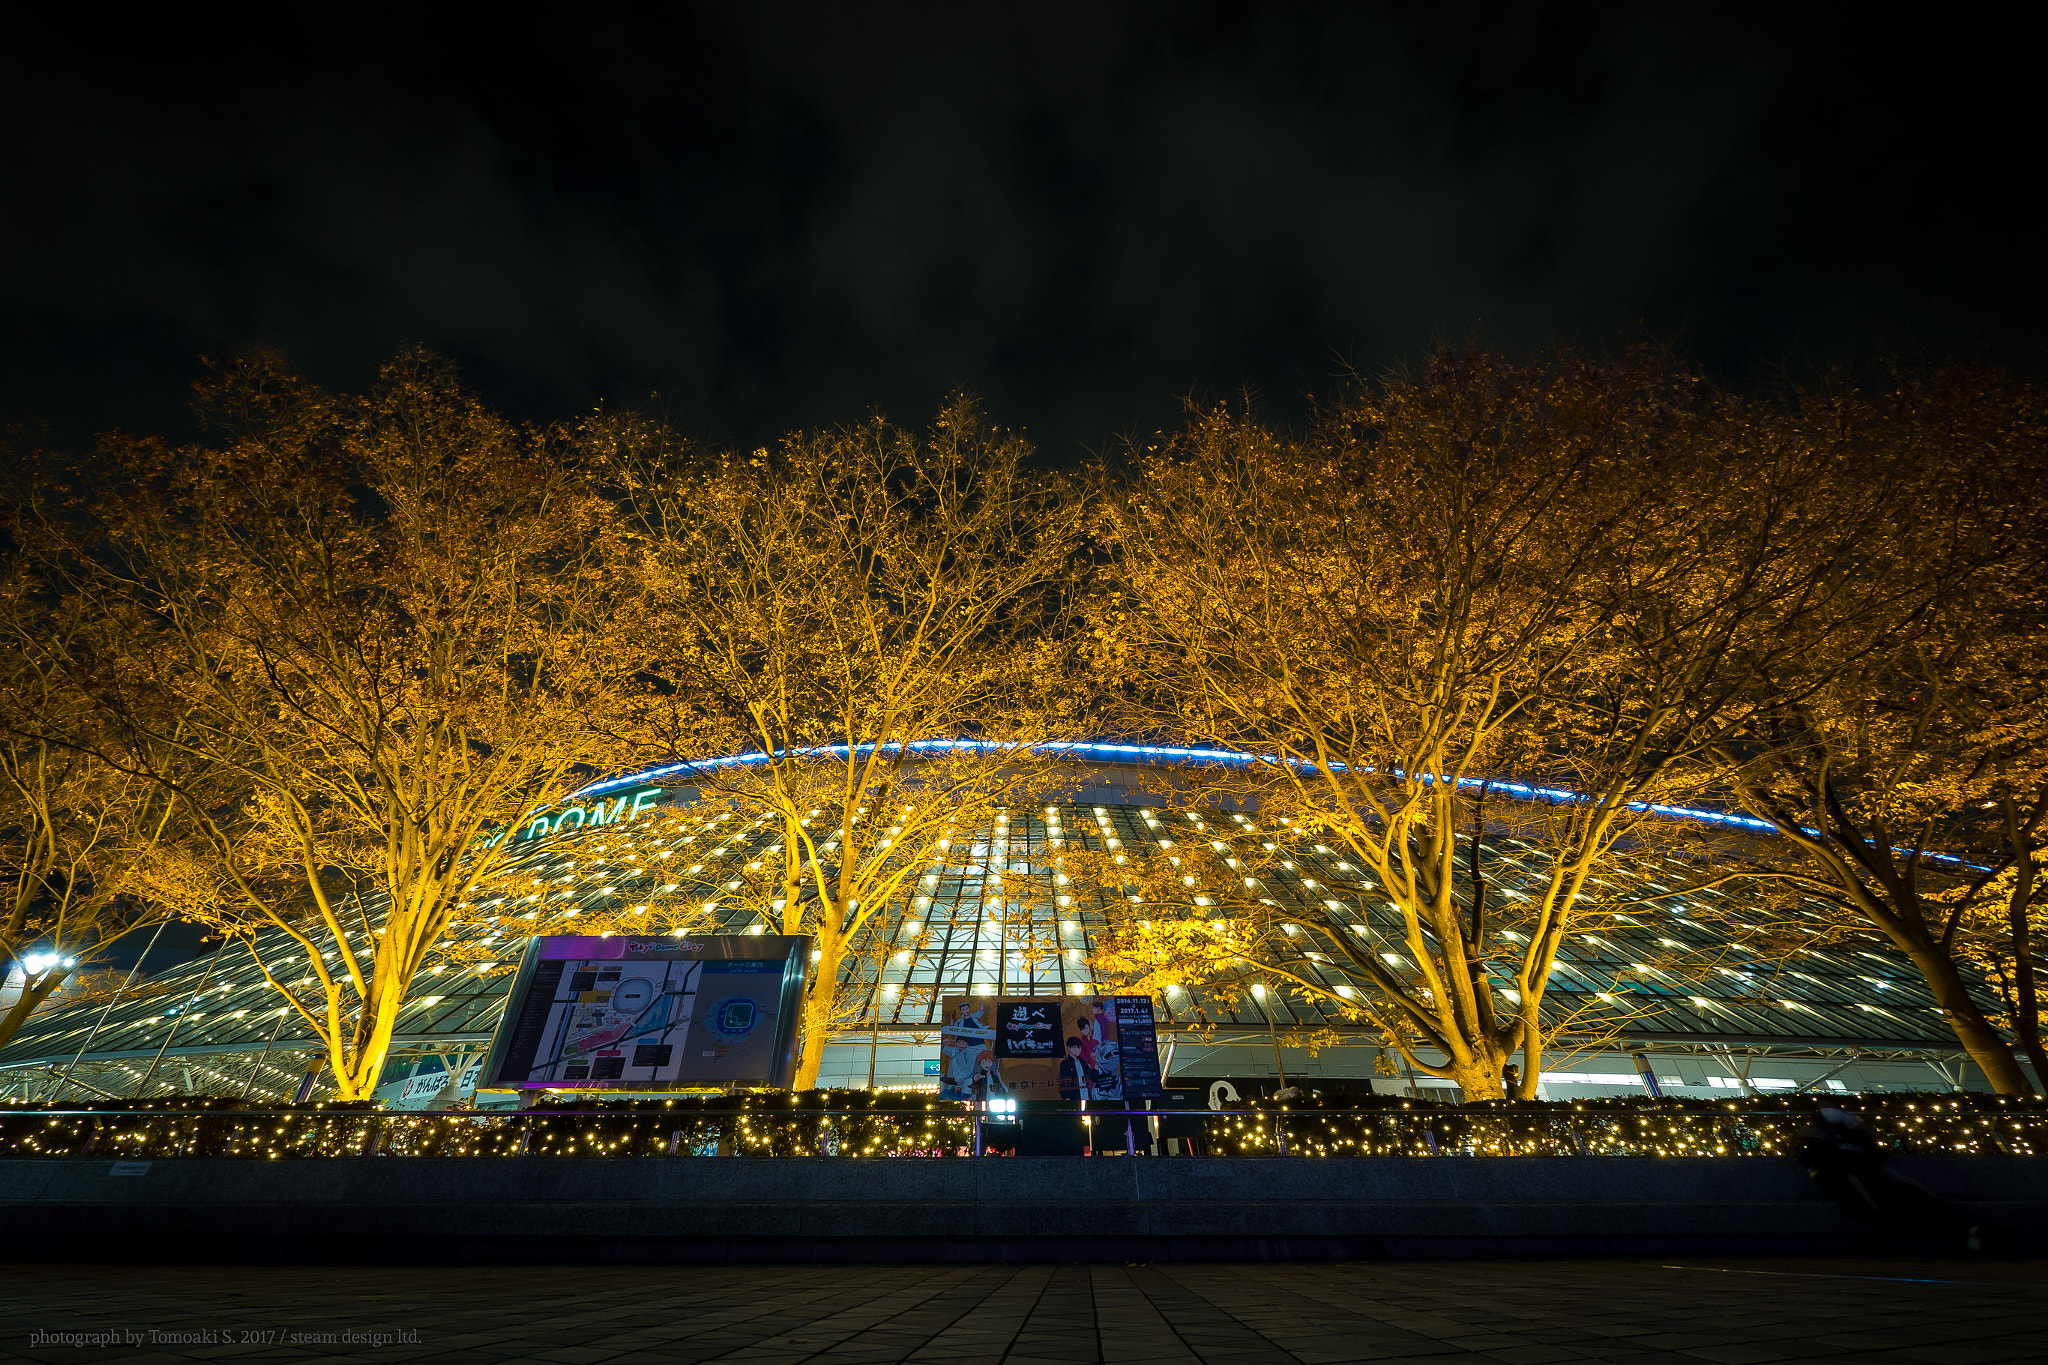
[937,994,1163,1103]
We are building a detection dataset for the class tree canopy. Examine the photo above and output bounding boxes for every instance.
[1,346,2041,1099]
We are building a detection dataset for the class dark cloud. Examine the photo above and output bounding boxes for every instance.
[3,4,2040,459]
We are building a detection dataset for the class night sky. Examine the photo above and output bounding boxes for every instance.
[4,5,2041,462]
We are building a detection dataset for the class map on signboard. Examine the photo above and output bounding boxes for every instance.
[520,956,707,1085]
[483,935,806,1089]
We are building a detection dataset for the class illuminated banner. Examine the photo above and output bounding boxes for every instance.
[937,994,1163,1103]
[481,934,809,1090]
[374,1060,483,1111]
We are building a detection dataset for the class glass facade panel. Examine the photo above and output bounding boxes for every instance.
[0,777,2006,1102]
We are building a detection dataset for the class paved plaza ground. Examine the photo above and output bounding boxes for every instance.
[5,1258,2045,1365]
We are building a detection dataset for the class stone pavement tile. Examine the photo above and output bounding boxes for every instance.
[1674,1345,1809,1364]
[1248,1337,1397,1361]
[1096,1343,1187,1361]
[1538,1325,1659,1341]
[1287,1350,1466,1364]
[11,1258,2048,1365]
[1812,1335,1955,1353]
[907,1339,1020,1355]
[754,1331,868,1350]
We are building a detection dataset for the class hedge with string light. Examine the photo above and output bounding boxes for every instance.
[2,1091,2043,1159]
[1193,1091,2048,1158]
[0,1090,975,1160]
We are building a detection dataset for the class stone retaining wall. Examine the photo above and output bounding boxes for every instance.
[4,1155,2042,1262]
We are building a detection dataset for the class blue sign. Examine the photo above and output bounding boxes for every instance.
[709,997,759,1038]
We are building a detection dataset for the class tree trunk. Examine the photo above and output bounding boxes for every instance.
[1894,935,2034,1094]
[790,922,841,1090]
[1445,1053,1509,1104]
[2007,861,2048,1092]
[1432,1026,1515,1102]
[1775,806,2038,1096]
[1514,1012,1545,1100]
[791,986,831,1091]
[0,968,66,1053]
[332,973,408,1100]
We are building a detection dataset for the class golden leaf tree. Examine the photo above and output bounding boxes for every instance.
[1719,367,2048,1092]
[1950,852,2048,1086]
[597,396,1082,1087]
[1090,350,1929,1100]
[56,351,644,1100]
[1070,798,1750,1089]
[0,722,224,1055]
[0,497,229,1053]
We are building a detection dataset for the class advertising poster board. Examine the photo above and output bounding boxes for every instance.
[374,1059,484,1110]
[936,994,1164,1103]
[481,934,810,1091]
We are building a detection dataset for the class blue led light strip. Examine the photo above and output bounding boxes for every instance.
[564,738,1977,868]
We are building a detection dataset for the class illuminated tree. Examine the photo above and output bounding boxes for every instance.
[0,507,229,1054]
[53,352,643,1100]
[1951,851,2048,1086]
[1720,368,2048,1092]
[598,396,1081,1087]
[1091,350,1925,1100]
[1071,799,1739,1089]
[0,735,224,1056]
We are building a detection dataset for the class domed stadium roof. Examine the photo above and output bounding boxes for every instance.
[0,746,1998,1103]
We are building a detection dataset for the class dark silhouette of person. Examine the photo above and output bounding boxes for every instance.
[1798,1106,1992,1251]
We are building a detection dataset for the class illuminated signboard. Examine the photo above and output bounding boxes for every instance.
[936,994,1163,1103]
[494,785,674,846]
[481,934,810,1090]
